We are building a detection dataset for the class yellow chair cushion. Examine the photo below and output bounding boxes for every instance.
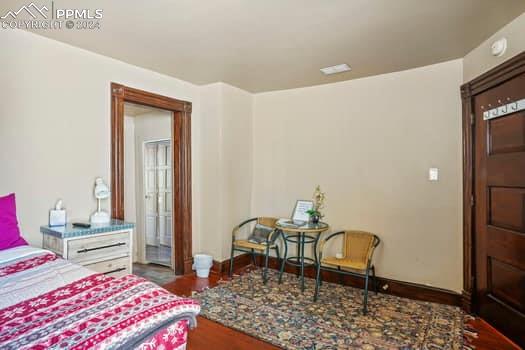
[322,256,368,271]
[257,217,278,227]
[344,231,375,265]
[320,231,376,272]
[233,239,273,251]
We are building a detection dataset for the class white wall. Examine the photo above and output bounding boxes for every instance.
[0,26,253,265]
[0,29,201,258]
[0,29,465,291]
[252,60,464,292]
[198,84,224,260]
[463,12,525,82]
[198,83,253,261]
[220,84,253,259]
[4,21,520,291]
[123,116,137,257]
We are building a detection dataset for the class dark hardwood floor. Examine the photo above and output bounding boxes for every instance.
[466,318,522,350]
[162,265,520,350]
[163,266,279,350]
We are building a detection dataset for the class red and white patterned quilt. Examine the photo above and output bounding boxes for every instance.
[0,252,58,277]
[0,249,200,350]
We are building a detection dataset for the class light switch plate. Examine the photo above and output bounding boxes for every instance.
[429,168,439,181]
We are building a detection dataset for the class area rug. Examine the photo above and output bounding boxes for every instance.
[194,269,465,349]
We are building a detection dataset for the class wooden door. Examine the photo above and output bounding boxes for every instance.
[473,71,525,347]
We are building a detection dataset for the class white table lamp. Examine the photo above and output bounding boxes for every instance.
[90,177,111,224]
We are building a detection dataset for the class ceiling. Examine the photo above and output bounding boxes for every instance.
[3,0,525,92]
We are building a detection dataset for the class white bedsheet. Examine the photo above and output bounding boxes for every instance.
[0,246,95,309]
[0,245,50,264]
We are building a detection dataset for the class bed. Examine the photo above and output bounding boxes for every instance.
[0,245,200,350]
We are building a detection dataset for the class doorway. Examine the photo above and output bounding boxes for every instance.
[123,102,174,270]
[461,52,525,347]
[111,83,193,276]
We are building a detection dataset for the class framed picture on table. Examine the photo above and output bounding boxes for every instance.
[291,200,314,224]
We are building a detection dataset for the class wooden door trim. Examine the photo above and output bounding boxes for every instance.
[111,83,193,275]
[460,51,525,313]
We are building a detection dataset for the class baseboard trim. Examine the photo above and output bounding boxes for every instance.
[214,253,462,307]
[211,253,253,276]
[462,289,473,313]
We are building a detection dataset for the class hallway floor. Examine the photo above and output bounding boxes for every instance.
[146,244,171,266]
[133,263,176,286]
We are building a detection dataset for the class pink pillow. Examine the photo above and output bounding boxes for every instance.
[0,193,28,250]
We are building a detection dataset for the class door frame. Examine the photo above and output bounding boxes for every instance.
[111,83,193,275]
[460,51,525,313]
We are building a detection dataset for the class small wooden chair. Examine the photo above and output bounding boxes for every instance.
[314,230,380,314]
[229,217,284,284]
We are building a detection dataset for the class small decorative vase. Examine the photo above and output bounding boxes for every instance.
[311,215,320,224]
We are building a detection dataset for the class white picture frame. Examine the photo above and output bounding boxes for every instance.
[291,200,314,223]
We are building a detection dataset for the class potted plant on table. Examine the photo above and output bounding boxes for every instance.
[307,185,326,224]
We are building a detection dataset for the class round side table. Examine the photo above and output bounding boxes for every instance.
[276,221,329,292]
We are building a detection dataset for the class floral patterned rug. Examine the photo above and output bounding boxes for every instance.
[194,269,465,349]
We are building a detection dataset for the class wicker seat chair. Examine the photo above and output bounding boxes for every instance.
[314,230,380,314]
[229,217,284,284]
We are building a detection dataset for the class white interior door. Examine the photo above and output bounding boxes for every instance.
[157,142,172,246]
[144,143,158,246]
[144,140,172,265]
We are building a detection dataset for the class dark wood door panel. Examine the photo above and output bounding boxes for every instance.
[486,227,525,270]
[487,155,525,186]
[488,112,525,155]
[475,70,525,106]
[489,187,525,233]
[488,257,525,313]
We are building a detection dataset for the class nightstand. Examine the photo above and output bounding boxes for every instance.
[41,219,134,278]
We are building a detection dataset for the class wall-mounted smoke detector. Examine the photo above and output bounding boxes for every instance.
[320,63,351,75]
[491,38,507,57]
